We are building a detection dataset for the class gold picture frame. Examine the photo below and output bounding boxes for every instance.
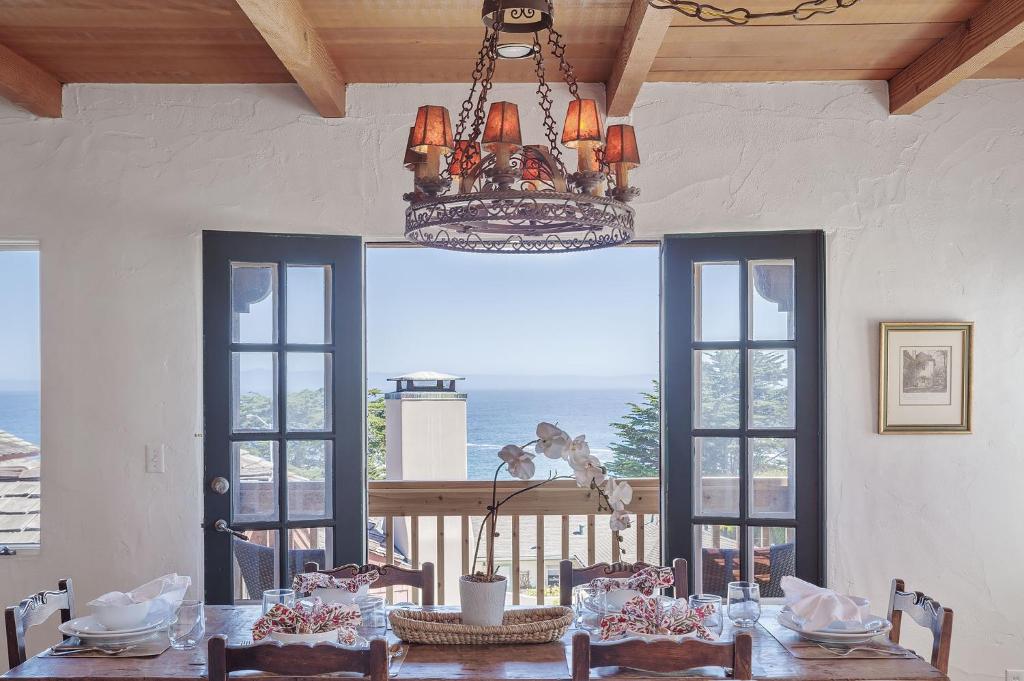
[878,322,973,434]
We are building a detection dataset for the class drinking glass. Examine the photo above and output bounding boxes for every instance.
[726,581,761,628]
[573,584,606,631]
[262,588,295,614]
[688,593,724,637]
[169,600,205,650]
[356,595,386,637]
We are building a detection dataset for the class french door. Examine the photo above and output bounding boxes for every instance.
[662,231,825,595]
[202,231,365,604]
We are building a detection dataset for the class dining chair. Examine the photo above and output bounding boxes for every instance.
[303,562,436,606]
[5,578,74,670]
[208,635,388,681]
[558,558,689,606]
[571,631,752,680]
[886,578,954,674]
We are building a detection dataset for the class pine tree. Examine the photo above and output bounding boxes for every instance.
[606,381,660,477]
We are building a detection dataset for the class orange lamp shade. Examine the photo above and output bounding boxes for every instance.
[604,124,640,168]
[403,127,426,169]
[482,102,523,149]
[561,98,602,148]
[410,105,454,153]
[449,140,482,176]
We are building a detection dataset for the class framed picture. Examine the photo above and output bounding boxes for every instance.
[878,322,973,434]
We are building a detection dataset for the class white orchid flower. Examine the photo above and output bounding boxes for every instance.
[499,444,536,481]
[535,422,570,459]
[605,478,634,511]
[568,439,606,487]
[609,509,631,532]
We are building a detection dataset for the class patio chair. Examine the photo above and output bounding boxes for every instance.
[701,548,739,597]
[303,562,436,606]
[208,635,387,681]
[571,631,752,680]
[887,578,954,674]
[558,558,689,606]
[5,578,74,669]
[753,542,795,598]
[233,537,326,598]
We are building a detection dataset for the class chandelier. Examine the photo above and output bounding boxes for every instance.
[401,0,639,254]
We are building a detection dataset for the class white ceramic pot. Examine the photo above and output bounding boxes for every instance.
[458,575,507,627]
[269,628,340,644]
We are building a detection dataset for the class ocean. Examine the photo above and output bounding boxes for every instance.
[464,388,649,480]
[0,385,654,480]
[0,391,40,445]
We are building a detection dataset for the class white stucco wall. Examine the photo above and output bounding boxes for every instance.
[0,79,1022,680]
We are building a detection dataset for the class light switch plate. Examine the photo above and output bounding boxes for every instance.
[146,443,165,473]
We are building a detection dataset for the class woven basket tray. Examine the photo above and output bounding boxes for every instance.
[389,607,573,645]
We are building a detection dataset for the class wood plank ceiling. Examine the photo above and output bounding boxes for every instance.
[0,0,1021,118]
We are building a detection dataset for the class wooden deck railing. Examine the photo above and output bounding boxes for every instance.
[366,478,660,605]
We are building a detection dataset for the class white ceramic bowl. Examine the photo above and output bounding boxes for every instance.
[269,629,340,644]
[313,585,369,606]
[91,601,152,630]
[604,589,644,612]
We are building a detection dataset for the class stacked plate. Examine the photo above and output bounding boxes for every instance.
[777,607,892,645]
[57,613,169,645]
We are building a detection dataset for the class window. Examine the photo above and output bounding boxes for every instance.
[0,244,41,552]
[663,232,824,597]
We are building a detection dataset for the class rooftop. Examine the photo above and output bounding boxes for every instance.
[386,372,465,382]
[0,430,40,546]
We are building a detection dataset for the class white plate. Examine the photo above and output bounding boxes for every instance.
[777,610,891,645]
[59,615,168,639]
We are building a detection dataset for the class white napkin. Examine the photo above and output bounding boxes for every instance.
[89,574,191,617]
[780,576,869,632]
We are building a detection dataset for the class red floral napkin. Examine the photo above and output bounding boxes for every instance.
[252,598,362,645]
[590,566,675,596]
[291,569,379,596]
[599,594,716,641]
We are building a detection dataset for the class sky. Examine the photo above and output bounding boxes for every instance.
[365,246,661,388]
[0,250,40,391]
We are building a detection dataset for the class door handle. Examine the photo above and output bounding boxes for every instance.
[213,519,249,541]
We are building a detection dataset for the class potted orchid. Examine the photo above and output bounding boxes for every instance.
[459,422,633,626]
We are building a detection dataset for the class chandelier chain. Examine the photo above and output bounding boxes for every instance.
[646,0,862,25]
[468,31,499,147]
[531,32,566,173]
[547,27,580,100]
[445,28,494,180]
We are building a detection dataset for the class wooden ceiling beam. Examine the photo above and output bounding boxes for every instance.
[0,42,61,117]
[234,0,346,117]
[606,0,673,117]
[889,0,1024,114]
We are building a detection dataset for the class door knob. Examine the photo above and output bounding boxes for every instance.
[210,476,230,494]
[213,519,249,540]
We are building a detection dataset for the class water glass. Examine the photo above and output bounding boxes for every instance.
[356,595,386,637]
[573,583,606,631]
[726,581,761,628]
[688,593,724,637]
[169,600,205,650]
[262,588,295,614]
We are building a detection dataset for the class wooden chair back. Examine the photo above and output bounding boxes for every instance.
[208,635,387,681]
[571,631,752,680]
[303,562,436,606]
[559,559,688,606]
[886,578,953,673]
[4,579,74,670]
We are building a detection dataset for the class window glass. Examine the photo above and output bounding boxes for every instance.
[0,247,41,548]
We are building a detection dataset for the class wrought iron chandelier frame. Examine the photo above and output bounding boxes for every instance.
[403,1,637,254]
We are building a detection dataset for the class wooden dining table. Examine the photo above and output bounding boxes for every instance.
[2,606,948,681]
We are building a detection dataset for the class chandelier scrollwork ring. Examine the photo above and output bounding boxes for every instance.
[402,0,640,254]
